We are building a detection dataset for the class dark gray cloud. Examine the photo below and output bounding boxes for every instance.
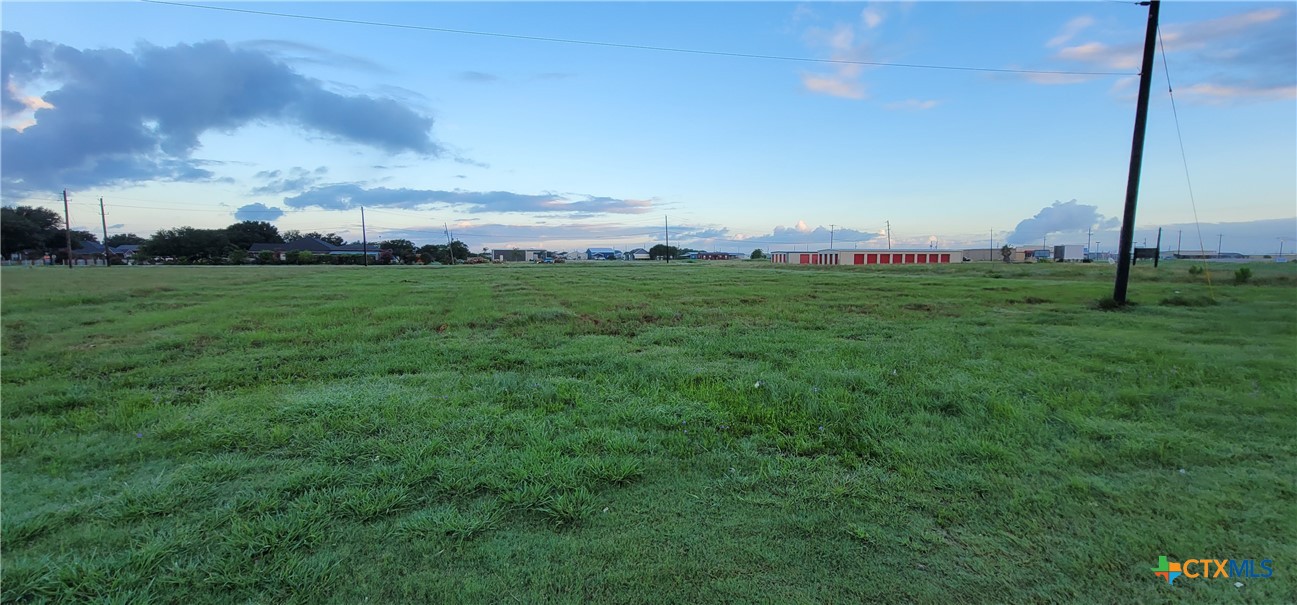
[282,183,652,215]
[250,166,327,195]
[107,223,125,230]
[1,32,439,191]
[1,32,44,116]
[457,71,499,82]
[1007,200,1118,244]
[234,202,285,222]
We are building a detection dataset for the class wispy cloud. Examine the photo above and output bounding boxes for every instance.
[861,5,884,30]
[1039,7,1295,102]
[884,99,940,111]
[250,166,327,195]
[799,22,871,100]
[281,183,653,216]
[457,71,499,83]
[237,39,391,74]
[1047,16,1095,49]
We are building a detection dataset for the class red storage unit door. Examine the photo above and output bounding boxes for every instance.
[811,254,819,265]
[854,254,865,265]
[892,254,902,264]
[800,253,810,264]
[940,254,951,263]
[879,254,890,264]
[904,254,915,263]
[867,254,877,264]
[917,254,928,263]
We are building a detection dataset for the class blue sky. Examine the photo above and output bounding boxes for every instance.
[3,1,1294,254]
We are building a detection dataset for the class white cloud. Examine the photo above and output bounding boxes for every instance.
[862,6,883,30]
[1056,42,1140,70]
[801,74,866,100]
[800,23,872,100]
[1047,16,1096,48]
[1177,83,1297,103]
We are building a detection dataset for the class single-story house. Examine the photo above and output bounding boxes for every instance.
[586,248,621,260]
[627,248,650,261]
[249,238,378,261]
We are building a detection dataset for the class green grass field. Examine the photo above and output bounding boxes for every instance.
[2,261,1294,603]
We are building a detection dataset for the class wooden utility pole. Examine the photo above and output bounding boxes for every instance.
[664,216,670,263]
[1153,227,1162,268]
[444,223,454,263]
[62,189,73,269]
[1112,0,1160,304]
[886,221,891,250]
[361,207,369,267]
[829,224,836,249]
[99,197,111,267]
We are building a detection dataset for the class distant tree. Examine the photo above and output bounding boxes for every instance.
[418,244,448,265]
[105,233,146,247]
[1,206,63,256]
[282,229,304,242]
[648,244,679,260]
[228,249,248,264]
[380,239,417,263]
[257,250,276,264]
[145,227,231,260]
[319,233,346,246]
[449,240,469,262]
[1000,244,1015,263]
[750,248,765,260]
[225,221,283,249]
[378,249,395,265]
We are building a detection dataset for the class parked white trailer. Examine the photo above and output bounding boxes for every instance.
[1053,245,1087,262]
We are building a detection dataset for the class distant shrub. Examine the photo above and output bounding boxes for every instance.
[1022,296,1051,304]
[1160,295,1218,307]
[1188,265,1204,276]
[1233,267,1252,285]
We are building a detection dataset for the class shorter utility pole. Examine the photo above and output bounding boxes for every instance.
[1153,227,1162,268]
[63,189,73,269]
[1086,227,1092,255]
[990,229,994,262]
[664,215,670,263]
[829,224,836,249]
[361,207,369,267]
[1217,233,1223,256]
[885,221,891,250]
[444,223,454,263]
[1177,229,1182,256]
[99,197,111,267]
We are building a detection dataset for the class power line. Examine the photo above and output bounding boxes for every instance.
[1157,25,1213,294]
[139,0,1135,77]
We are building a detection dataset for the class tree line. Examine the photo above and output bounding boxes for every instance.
[0,205,469,265]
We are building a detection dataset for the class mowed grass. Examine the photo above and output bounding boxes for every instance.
[2,260,1294,603]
